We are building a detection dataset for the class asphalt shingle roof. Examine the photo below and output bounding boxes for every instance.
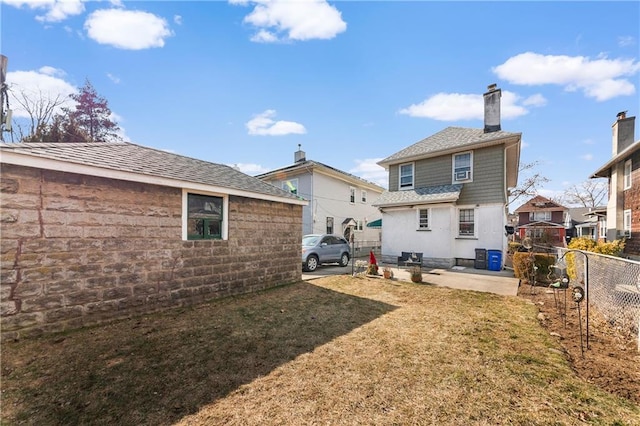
[372,184,463,207]
[256,159,385,191]
[0,142,303,202]
[379,127,521,165]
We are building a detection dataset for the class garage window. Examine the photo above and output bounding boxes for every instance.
[187,193,224,240]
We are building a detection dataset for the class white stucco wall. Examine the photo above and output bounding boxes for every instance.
[381,203,507,265]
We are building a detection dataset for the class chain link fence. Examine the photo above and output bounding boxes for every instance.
[556,248,640,348]
[351,239,382,259]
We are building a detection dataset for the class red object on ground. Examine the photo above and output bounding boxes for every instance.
[369,250,377,266]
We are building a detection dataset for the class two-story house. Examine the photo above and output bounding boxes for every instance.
[565,206,607,243]
[514,195,568,247]
[256,147,385,245]
[373,85,521,269]
[590,111,639,259]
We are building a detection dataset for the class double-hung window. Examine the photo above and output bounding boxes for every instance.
[530,211,551,221]
[598,216,606,239]
[624,209,632,238]
[361,190,367,203]
[418,208,429,230]
[453,152,472,182]
[399,163,414,189]
[187,193,224,240]
[350,187,356,203]
[624,160,632,190]
[458,208,475,236]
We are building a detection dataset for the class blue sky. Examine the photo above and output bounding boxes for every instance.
[2,0,639,206]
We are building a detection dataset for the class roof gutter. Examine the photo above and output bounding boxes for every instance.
[1,151,308,206]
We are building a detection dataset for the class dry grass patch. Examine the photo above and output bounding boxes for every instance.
[2,276,638,425]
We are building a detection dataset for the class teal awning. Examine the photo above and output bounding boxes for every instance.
[367,218,382,228]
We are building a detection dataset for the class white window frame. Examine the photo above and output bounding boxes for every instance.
[349,187,356,204]
[417,208,430,230]
[361,190,367,203]
[453,151,473,183]
[623,209,632,237]
[624,159,632,190]
[326,217,334,234]
[282,178,299,195]
[399,163,414,190]
[598,216,606,239]
[356,220,364,232]
[458,207,476,237]
[529,211,552,222]
[182,189,228,241]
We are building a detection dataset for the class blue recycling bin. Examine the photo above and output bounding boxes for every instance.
[487,250,502,271]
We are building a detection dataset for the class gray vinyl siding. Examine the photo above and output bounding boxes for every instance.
[415,156,451,187]
[386,145,506,205]
[458,145,505,204]
[388,164,399,191]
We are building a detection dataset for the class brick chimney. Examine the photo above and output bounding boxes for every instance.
[483,83,501,133]
[294,144,306,163]
[612,111,635,155]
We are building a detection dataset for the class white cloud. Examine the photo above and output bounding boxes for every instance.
[106,73,121,84]
[581,153,594,161]
[3,0,85,22]
[246,110,307,136]
[232,0,347,43]
[522,93,547,107]
[618,36,636,47]
[85,9,173,50]
[493,52,640,101]
[231,163,271,175]
[398,90,533,121]
[174,15,182,25]
[6,68,77,118]
[349,158,388,189]
[250,29,279,43]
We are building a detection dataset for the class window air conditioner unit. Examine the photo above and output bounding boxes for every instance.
[617,230,632,239]
[455,170,470,181]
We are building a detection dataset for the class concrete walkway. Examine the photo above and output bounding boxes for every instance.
[302,262,519,297]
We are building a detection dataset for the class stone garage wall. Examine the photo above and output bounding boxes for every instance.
[0,164,302,341]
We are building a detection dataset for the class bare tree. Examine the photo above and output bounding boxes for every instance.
[9,86,68,141]
[21,114,90,143]
[508,161,550,207]
[562,179,608,208]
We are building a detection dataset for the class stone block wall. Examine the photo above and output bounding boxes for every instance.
[0,164,302,341]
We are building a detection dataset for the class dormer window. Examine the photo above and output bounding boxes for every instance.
[453,152,472,182]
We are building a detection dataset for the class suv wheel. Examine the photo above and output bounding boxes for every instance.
[339,253,350,267]
[304,255,319,272]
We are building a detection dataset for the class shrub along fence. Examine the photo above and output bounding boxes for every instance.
[556,248,640,349]
[512,242,640,350]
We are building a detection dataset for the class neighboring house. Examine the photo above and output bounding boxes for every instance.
[373,84,521,268]
[0,142,307,341]
[565,206,607,242]
[591,111,639,259]
[514,195,568,247]
[256,147,385,244]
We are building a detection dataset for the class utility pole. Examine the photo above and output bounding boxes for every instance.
[1,54,11,142]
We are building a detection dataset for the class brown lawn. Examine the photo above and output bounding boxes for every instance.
[1,275,638,425]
